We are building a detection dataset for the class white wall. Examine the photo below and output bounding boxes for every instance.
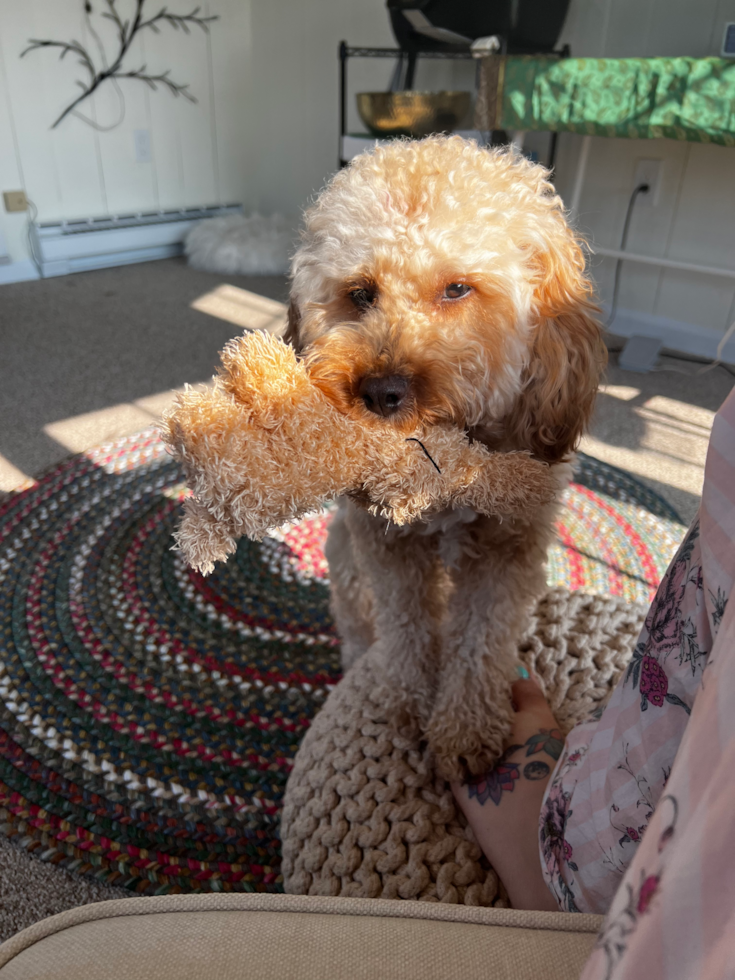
[553,0,735,355]
[1,0,734,356]
[0,0,398,270]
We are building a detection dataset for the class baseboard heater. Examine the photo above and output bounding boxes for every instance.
[31,204,242,278]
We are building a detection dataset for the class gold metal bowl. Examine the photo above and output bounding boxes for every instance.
[356,91,472,139]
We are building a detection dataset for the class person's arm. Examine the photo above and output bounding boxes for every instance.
[452,674,561,911]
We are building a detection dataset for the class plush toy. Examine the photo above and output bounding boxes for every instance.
[161,329,558,575]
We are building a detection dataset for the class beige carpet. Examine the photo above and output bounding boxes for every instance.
[0,835,130,942]
[0,259,288,492]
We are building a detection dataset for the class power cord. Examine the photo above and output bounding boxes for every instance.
[25,197,43,278]
[605,184,735,378]
[606,181,650,329]
[656,348,735,379]
[695,318,735,377]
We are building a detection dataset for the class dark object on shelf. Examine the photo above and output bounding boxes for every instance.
[387,0,571,54]
[386,0,570,90]
[356,90,471,138]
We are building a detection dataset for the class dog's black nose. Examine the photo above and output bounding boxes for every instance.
[358,375,410,417]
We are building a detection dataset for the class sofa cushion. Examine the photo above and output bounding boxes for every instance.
[0,894,603,980]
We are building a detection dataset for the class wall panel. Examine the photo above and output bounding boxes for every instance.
[87,18,159,215]
[208,0,251,206]
[144,5,218,208]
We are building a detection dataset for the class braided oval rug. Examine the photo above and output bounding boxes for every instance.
[0,429,685,895]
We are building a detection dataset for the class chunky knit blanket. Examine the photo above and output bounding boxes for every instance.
[281,588,647,905]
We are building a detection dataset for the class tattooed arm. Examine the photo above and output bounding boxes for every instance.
[452,676,562,911]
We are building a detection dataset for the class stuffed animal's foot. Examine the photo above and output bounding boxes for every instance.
[426,671,514,781]
[174,497,237,575]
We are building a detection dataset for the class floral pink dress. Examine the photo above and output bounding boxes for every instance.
[539,387,735,978]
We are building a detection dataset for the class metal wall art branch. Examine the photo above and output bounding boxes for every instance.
[21,0,217,129]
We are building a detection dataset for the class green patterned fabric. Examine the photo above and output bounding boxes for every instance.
[494,56,735,146]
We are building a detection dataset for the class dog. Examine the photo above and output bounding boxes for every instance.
[284,136,605,781]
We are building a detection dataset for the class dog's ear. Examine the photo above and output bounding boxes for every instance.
[508,234,606,464]
[281,299,303,353]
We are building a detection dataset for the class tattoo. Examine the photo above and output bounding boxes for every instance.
[524,728,564,762]
[465,728,562,806]
[524,760,550,780]
[466,759,520,806]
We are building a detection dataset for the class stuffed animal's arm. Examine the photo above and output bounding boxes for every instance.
[162,331,560,574]
[361,427,559,525]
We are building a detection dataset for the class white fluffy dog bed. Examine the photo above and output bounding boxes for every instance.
[185,213,292,275]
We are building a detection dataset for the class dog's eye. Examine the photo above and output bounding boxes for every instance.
[444,283,471,300]
[349,287,377,310]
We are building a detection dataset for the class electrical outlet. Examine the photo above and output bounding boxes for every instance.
[3,190,28,213]
[722,22,735,57]
[134,129,152,164]
[632,159,662,207]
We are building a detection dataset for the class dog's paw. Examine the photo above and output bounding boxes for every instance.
[426,675,514,781]
[368,639,437,738]
[368,655,432,739]
[382,685,434,740]
[427,712,512,781]
[374,692,423,744]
